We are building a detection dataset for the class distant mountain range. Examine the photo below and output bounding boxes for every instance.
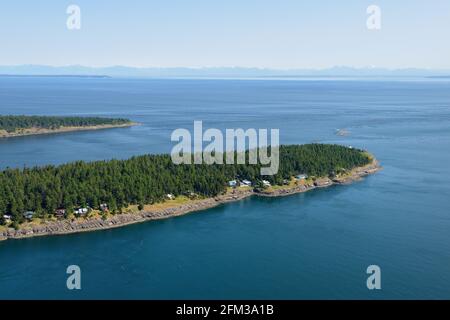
[0,65,449,78]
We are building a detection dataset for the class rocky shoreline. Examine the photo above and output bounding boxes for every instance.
[0,159,381,241]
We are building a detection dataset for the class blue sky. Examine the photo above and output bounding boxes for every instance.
[1,0,449,69]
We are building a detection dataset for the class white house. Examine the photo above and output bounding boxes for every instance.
[3,214,12,222]
[228,180,237,187]
[166,194,175,200]
[262,180,271,187]
[75,208,89,216]
[241,179,252,187]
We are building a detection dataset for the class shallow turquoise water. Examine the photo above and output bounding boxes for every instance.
[0,78,449,299]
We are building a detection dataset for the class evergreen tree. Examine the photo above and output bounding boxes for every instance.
[0,144,371,223]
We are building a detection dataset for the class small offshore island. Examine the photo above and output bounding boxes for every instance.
[0,115,136,138]
[0,144,381,240]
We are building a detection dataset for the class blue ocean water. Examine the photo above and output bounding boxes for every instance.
[0,77,449,299]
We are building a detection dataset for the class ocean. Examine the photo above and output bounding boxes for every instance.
[0,77,449,299]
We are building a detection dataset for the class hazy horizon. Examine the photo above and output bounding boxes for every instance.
[1,64,450,78]
[1,64,450,71]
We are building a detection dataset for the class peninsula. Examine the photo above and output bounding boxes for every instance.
[0,144,381,240]
[0,115,136,138]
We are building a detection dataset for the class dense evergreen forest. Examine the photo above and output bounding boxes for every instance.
[0,115,132,132]
[0,144,370,224]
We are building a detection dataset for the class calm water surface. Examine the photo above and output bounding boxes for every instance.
[0,77,449,299]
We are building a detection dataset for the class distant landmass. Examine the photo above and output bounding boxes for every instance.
[0,115,136,138]
[426,75,450,79]
[0,65,449,78]
[0,74,110,78]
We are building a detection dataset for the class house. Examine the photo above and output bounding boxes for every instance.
[283,179,290,185]
[23,211,35,220]
[185,192,198,199]
[166,194,175,200]
[241,179,252,187]
[74,208,89,216]
[54,209,66,219]
[100,203,109,212]
[295,174,308,180]
[262,180,271,187]
[3,215,12,223]
[228,180,237,187]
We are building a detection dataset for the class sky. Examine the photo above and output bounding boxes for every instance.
[0,0,449,69]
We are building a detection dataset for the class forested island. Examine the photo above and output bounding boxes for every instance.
[0,144,381,239]
[0,115,135,138]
